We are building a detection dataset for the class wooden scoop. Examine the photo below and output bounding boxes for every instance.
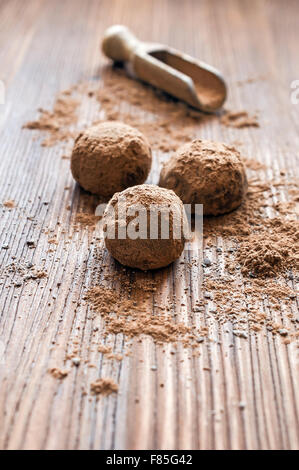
[102,25,227,113]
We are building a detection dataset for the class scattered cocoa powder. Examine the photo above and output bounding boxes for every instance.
[106,353,123,361]
[23,66,210,151]
[48,237,58,244]
[3,200,16,208]
[0,261,47,287]
[236,76,266,86]
[204,177,299,277]
[90,378,118,396]
[49,367,69,380]
[97,345,123,361]
[200,171,298,339]
[243,157,267,171]
[23,93,79,146]
[75,212,101,227]
[98,344,112,354]
[202,276,297,339]
[86,286,202,346]
[236,228,298,278]
[221,110,259,128]
[23,66,259,155]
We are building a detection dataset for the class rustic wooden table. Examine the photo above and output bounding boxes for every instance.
[0,0,298,450]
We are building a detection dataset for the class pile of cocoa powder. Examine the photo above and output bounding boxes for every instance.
[23,93,79,147]
[90,378,118,397]
[220,110,259,129]
[85,284,203,347]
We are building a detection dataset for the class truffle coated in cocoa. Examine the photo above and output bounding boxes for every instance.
[159,139,248,216]
[71,121,152,198]
[103,184,187,270]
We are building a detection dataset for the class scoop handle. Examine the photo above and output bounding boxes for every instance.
[102,25,140,62]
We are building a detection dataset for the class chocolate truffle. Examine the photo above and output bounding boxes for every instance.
[71,121,152,198]
[159,139,247,215]
[103,184,187,270]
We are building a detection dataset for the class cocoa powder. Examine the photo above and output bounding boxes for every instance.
[3,200,16,209]
[23,66,259,152]
[90,378,118,397]
[221,110,259,128]
[23,93,79,147]
[75,212,101,227]
[48,367,69,380]
[86,286,200,346]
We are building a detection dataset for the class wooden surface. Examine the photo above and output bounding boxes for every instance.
[0,0,298,450]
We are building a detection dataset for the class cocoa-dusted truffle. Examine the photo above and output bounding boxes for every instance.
[71,121,152,198]
[159,139,248,216]
[103,184,187,270]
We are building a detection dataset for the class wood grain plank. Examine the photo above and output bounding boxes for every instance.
[0,0,298,450]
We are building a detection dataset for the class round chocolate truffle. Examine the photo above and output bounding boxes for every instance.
[103,184,187,270]
[159,139,248,216]
[71,121,152,198]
